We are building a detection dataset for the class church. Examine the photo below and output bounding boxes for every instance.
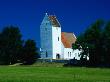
[40,13,82,60]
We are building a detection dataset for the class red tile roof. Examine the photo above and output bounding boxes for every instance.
[49,15,60,27]
[61,32,76,48]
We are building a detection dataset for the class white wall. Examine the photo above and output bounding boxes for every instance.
[63,48,74,60]
[62,46,82,60]
[52,27,62,59]
[61,42,64,59]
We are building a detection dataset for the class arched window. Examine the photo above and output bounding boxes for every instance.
[46,51,48,57]
[68,52,69,57]
[70,52,71,57]
[58,37,59,41]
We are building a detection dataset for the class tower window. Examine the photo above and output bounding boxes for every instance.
[58,37,59,41]
[46,51,48,57]
[45,28,47,31]
[46,23,48,25]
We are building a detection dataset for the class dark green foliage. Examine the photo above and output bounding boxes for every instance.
[102,21,110,66]
[0,26,39,65]
[0,26,23,64]
[21,39,38,65]
[84,20,104,66]
[72,20,110,67]
[72,43,80,50]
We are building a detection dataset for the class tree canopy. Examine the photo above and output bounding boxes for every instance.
[73,20,110,67]
[0,26,39,65]
[21,39,38,65]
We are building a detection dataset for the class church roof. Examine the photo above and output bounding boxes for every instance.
[61,32,76,48]
[49,15,61,27]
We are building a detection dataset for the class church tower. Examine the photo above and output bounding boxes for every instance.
[40,13,62,59]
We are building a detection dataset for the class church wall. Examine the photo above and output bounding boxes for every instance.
[63,48,74,60]
[63,48,82,60]
[40,14,53,59]
[52,27,62,59]
[61,42,64,59]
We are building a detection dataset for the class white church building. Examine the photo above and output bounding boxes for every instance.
[40,13,83,60]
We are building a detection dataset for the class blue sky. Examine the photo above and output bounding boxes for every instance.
[0,0,110,47]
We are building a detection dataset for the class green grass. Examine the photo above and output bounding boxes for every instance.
[0,66,110,82]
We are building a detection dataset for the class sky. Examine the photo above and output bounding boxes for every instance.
[0,0,110,47]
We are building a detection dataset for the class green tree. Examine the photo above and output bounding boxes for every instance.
[74,20,104,66]
[85,20,104,66]
[0,26,23,64]
[102,21,110,66]
[21,39,38,65]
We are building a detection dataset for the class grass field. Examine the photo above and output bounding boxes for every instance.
[0,65,110,82]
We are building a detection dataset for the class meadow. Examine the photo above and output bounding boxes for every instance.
[0,64,110,82]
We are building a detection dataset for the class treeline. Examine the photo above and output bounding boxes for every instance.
[72,20,110,67]
[0,26,39,65]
